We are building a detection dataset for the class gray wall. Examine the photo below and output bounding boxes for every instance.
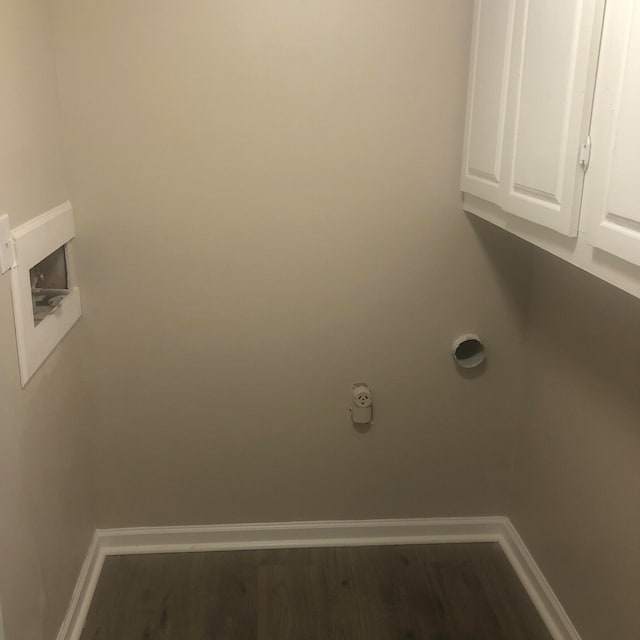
[5,3,638,640]
[0,0,96,638]
[511,251,640,640]
[51,0,533,528]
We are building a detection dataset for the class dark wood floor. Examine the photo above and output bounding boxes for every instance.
[81,543,552,640]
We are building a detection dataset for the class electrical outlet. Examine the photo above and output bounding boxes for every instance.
[351,383,373,424]
[354,389,372,408]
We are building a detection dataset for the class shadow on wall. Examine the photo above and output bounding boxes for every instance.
[529,249,640,412]
[468,211,640,417]
[509,237,640,640]
[466,214,534,325]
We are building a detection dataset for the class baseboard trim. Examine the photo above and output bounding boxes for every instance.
[98,516,504,555]
[497,519,581,640]
[58,517,581,640]
[56,532,105,640]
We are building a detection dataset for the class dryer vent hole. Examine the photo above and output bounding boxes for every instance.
[453,336,486,369]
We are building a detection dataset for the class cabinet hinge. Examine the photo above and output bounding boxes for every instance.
[579,135,592,172]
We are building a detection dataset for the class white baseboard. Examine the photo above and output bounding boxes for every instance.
[56,533,105,640]
[57,516,581,640]
[98,516,504,555]
[497,519,582,640]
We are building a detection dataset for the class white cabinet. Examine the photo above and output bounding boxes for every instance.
[461,0,514,207]
[462,0,600,236]
[500,0,599,235]
[462,0,640,300]
[583,0,640,268]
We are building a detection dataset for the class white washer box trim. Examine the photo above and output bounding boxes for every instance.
[9,202,81,386]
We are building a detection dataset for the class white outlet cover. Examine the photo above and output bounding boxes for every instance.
[352,383,373,407]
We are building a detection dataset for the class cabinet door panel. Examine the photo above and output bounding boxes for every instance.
[500,0,598,236]
[460,0,515,204]
[586,0,640,267]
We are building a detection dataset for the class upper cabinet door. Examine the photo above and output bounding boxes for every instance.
[584,0,640,267]
[499,0,600,236]
[461,0,515,205]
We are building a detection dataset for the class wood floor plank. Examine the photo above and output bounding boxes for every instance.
[257,562,330,640]
[187,551,258,640]
[470,543,553,640]
[80,544,553,640]
[328,547,396,640]
[383,545,452,638]
[427,559,505,639]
